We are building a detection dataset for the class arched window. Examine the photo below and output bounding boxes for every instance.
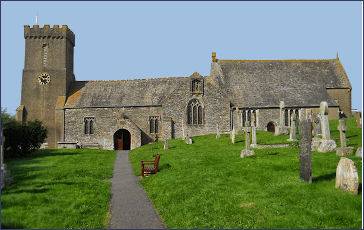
[187,99,204,125]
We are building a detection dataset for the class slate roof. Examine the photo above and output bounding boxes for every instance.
[65,77,189,108]
[217,58,350,108]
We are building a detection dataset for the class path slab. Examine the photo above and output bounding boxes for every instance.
[109,150,165,229]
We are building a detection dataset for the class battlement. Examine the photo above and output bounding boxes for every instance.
[24,25,75,46]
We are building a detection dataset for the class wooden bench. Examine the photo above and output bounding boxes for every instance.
[141,154,160,177]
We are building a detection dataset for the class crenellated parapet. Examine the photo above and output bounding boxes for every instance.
[24,25,75,46]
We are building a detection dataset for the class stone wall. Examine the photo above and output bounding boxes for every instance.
[326,88,352,117]
[64,106,162,150]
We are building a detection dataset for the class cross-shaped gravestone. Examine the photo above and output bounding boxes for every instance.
[251,126,257,148]
[299,118,312,183]
[336,118,353,156]
[240,127,254,158]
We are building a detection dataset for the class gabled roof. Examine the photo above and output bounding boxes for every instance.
[217,58,349,108]
[65,77,189,108]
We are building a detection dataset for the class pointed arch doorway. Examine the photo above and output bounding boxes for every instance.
[114,129,131,150]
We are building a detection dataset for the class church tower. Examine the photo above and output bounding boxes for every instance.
[16,25,75,148]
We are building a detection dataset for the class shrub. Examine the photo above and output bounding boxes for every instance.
[3,120,47,158]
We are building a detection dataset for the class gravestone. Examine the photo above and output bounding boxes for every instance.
[335,157,359,194]
[336,118,353,156]
[355,147,362,158]
[299,118,312,183]
[274,101,287,135]
[251,126,257,148]
[181,119,186,140]
[312,114,321,137]
[240,127,255,158]
[163,139,169,150]
[185,135,192,145]
[353,112,362,128]
[216,124,220,139]
[230,127,236,144]
[317,101,337,152]
[288,116,297,141]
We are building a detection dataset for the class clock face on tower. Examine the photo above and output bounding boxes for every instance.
[38,73,51,85]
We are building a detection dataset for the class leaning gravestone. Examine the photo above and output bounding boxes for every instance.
[317,101,337,152]
[163,139,169,150]
[299,118,312,183]
[336,118,353,156]
[335,157,359,194]
[355,147,362,158]
[240,127,254,158]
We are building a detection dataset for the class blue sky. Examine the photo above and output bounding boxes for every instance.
[1,1,362,114]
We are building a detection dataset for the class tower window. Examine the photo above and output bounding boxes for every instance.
[149,116,159,134]
[187,99,204,125]
[42,43,48,67]
[84,117,95,135]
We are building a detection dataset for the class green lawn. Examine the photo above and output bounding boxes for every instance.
[130,118,362,228]
[1,149,116,229]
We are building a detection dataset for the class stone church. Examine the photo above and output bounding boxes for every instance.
[16,25,352,150]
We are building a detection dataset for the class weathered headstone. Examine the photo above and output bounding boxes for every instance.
[181,119,186,140]
[185,135,192,145]
[230,127,236,144]
[336,118,353,156]
[312,114,321,137]
[353,112,362,128]
[274,101,287,135]
[335,157,359,194]
[355,147,362,158]
[288,116,297,141]
[251,126,257,148]
[163,139,169,150]
[240,127,254,158]
[216,124,220,139]
[299,118,312,183]
[317,101,337,152]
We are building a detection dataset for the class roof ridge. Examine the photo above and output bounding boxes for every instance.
[79,76,189,82]
[218,58,336,63]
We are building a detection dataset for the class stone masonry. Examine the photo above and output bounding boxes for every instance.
[16,25,352,150]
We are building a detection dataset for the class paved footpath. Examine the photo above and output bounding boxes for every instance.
[109,150,165,229]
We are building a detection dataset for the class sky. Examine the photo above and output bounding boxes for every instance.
[1,1,362,114]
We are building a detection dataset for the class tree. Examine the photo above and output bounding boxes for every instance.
[1,110,47,158]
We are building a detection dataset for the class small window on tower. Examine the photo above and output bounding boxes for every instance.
[42,43,48,67]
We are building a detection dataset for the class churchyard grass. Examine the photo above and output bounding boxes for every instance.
[1,149,116,229]
[130,117,362,228]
